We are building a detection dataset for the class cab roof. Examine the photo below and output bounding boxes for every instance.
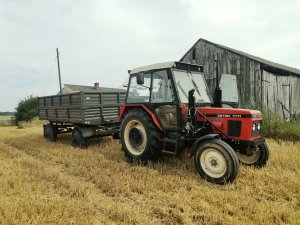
[129,61,203,75]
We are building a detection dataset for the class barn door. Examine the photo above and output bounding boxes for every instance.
[262,71,291,119]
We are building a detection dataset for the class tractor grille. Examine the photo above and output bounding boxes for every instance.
[228,120,242,137]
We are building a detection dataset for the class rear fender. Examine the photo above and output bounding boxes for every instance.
[190,134,220,157]
[119,104,163,131]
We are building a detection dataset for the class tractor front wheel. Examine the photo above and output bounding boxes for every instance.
[120,109,162,163]
[194,139,239,185]
[236,143,269,168]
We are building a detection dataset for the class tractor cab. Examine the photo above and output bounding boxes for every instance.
[120,61,269,185]
[126,61,210,105]
[125,62,211,129]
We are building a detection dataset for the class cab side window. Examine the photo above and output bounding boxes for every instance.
[127,73,151,103]
[151,70,174,103]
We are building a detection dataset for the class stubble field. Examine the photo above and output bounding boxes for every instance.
[0,122,299,225]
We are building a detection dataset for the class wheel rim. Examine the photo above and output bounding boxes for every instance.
[200,148,227,178]
[124,119,147,156]
[237,148,260,165]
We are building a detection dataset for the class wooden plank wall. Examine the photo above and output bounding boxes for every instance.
[262,71,300,119]
[181,40,300,118]
[290,75,300,116]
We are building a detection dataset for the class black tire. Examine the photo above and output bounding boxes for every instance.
[44,123,57,141]
[236,143,269,168]
[194,139,239,185]
[72,126,87,148]
[120,109,162,163]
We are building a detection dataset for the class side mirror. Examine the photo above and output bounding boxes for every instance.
[136,73,144,85]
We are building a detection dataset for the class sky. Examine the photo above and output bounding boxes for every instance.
[0,0,300,111]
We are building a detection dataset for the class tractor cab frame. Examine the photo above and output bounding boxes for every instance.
[124,62,210,133]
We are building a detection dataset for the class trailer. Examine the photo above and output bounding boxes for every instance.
[38,90,126,147]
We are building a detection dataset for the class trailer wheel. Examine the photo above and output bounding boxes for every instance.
[194,139,239,185]
[120,109,162,162]
[72,127,87,148]
[237,143,269,168]
[44,123,57,141]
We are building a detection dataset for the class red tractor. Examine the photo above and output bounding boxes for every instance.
[119,61,269,184]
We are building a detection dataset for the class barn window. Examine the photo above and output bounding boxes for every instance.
[192,48,196,60]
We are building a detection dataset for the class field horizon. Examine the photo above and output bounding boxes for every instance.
[0,123,299,225]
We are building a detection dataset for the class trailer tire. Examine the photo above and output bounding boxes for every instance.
[120,109,162,163]
[194,139,239,185]
[237,143,269,168]
[44,123,57,142]
[72,127,87,148]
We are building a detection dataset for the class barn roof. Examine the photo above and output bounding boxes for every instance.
[181,38,300,77]
[62,84,126,93]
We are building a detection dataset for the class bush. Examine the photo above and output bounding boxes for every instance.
[14,96,38,125]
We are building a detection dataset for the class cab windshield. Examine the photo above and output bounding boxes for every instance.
[173,70,211,104]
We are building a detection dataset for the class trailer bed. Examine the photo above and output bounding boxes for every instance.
[38,91,126,126]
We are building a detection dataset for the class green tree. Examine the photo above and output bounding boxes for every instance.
[14,95,38,124]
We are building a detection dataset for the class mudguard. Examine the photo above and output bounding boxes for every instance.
[190,134,220,157]
[119,104,163,131]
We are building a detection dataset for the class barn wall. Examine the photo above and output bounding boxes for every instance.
[262,71,288,119]
[290,75,300,116]
[262,71,300,119]
[181,40,300,118]
[180,40,262,108]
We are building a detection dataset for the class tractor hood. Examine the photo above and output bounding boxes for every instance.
[198,107,262,118]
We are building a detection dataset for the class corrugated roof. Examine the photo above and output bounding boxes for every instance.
[181,38,300,76]
[63,84,126,93]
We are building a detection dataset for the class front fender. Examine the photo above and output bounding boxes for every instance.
[119,104,163,131]
[190,134,220,157]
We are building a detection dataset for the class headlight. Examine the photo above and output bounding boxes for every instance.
[252,124,256,131]
[257,123,261,130]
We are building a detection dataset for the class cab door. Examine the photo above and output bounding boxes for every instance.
[150,70,178,129]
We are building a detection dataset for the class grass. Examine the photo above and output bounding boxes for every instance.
[246,101,300,142]
[0,123,299,225]
[262,118,300,141]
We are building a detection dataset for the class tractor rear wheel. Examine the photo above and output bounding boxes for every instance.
[194,139,239,185]
[236,143,269,168]
[120,109,162,163]
[44,123,57,141]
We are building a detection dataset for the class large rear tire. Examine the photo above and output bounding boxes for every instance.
[236,143,269,168]
[120,109,162,163]
[194,139,239,185]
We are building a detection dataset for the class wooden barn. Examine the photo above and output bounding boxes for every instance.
[180,38,300,119]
